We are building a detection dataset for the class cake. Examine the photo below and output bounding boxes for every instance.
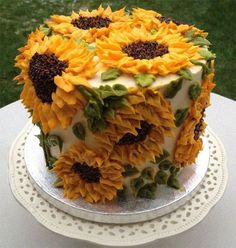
[15,6,215,203]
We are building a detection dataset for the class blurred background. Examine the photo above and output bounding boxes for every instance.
[0,0,235,108]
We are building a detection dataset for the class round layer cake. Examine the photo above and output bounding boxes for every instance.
[15,6,216,203]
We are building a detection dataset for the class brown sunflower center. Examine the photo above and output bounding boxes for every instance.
[194,108,205,140]
[28,53,68,103]
[157,16,183,26]
[72,162,101,183]
[117,121,153,145]
[122,41,169,60]
[71,16,111,30]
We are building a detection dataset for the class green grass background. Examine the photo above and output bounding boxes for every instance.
[0,0,235,108]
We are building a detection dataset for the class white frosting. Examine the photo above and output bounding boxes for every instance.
[49,61,205,163]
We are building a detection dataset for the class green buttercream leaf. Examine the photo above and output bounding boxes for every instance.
[141,167,154,180]
[39,25,52,36]
[190,60,211,78]
[46,134,63,152]
[53,177,64,188]
[75,38,96,52]
[98,84,127,99]
[164,78,183,98]
[85,100,102,119]
[167,175,181,189]
[178,68,193,81]
[108,97,129,108]
[103,107,115,119]
[35,134,43,147]
[155,170,168,185]
[189,83,201,100]
[192,36,211,46]
[48,156,57,169]
[137,183,157,199]
[159,159,172,170]
[101,68,121,81]
[199,49,216,61]
[184,30,195,40]
[154,149,170,163]
[112,84,128,96]
[72,122,86,140]
[123,165,139,177]
[175,108,189,127]
[169,166,180,176]
[134,73,156,87]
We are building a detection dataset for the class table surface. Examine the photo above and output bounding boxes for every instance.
[0,93,236,248]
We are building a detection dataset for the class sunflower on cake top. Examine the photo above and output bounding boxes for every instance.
[15,5,215,203]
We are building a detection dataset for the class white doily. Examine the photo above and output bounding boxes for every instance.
[9,122,228,246]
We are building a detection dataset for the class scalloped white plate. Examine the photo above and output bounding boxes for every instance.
[9,122,227,246]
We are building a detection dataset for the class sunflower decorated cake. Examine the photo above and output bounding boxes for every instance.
[15,6,216,203]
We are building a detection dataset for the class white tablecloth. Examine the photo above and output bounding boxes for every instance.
[0,93,236,248]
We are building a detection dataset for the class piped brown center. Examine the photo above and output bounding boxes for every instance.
[117,121,153,145]
[157,16,183,26]
[71,16,111,30]
[72,162,101,183]
[28,53,68,103]
[194,109,205,140]
[122,41,169,60]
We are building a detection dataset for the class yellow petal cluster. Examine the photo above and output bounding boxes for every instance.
[111,88,175,166]
[132,8,208,37]
[174,68,215,166]
[46,5,129,43]
[96,27,202,76]
[53,143,123,203]
[15,34,96,133]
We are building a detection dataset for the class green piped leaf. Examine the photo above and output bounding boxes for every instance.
[184,30,195,40]
[78,84,128,133]
[175,108,189,127]
[159,159,172,170]
[199,49,216,61]
[155,170,168,185]
[189,83,201,100]
[178,68,193,81]
[154,149,170,164]
[46,135,63,152]
[39,25,52,36]
[123,165,139,177]
[170,166,180,176]
[141,167,154,180]
[48,156,57,169]
[137,183,157,199]
[167,175,181,189]
[35,134,43,147]
[190,60,211,78]
[134,73,156,87]
[72,122,86,140]
[53,177,64,188]
[132,177,145,192]
[192,36,211,46]
[101,68,121,81]
[103,108,115,119]
[164,78,183,98]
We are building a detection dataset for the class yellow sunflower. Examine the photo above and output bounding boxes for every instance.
[46,5,129,43]
[96,26,202,76]
[110,88,175,166]
[174,70,215,166]
[15,34,96,133]
[53,143,123,203]
[132,8,207,37]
